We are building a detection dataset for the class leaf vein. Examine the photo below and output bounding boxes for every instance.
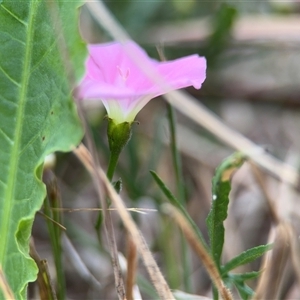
[0,65,21,88]
[1,31,26,46]
[29,38,57,75]
[0,4,28,27]
[18,132,41,157]
[0,127,13,145]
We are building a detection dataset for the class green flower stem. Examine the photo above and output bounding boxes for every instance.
[95,119,132,233]
[107,150,121,182]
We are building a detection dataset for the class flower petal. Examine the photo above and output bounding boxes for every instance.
[156,55,207,91]
[78,41,207,124]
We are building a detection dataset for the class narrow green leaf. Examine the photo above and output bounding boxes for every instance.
[150,170,208,249]
[0,1,85,298]
[234,281,254,300]
[222,244,272,274]
[167,103,185,204]
[206,152,246,266]
[166,103,190,291]
[227,271,261,282]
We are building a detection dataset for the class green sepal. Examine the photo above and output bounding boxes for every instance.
[107,118,132,156]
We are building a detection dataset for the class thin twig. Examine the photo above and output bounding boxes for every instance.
[50,207,156,214]
[37,211,66,231]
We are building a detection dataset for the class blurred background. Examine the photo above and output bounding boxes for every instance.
[32,1,300,299]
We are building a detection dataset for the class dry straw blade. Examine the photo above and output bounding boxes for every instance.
[74,144,175,300]
[254,223,292,300]
[162,203,232,300]
[30,241,57,300]
[126,235,138,300]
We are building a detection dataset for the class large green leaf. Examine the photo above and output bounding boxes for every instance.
[0,1,85,298]
[206,153,245,267]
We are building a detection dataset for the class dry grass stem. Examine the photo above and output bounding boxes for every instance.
[254,223,291,300]
[126,235,138,300]
[30,239,57,300]
[288,224,300,288]
[74,99,127,299]
[162,203,232,300]
[85,1,130,43]
[106,213,127,300]
[74,119,126,299]
[74,140,126,300]
[74,144,175,300]
[0,266,15,300]
[37,211,66,231]
[50,207,156,214]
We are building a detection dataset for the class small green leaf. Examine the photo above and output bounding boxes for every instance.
[206,152,246,266]
[222,244,272,274]
[234,281,254,300]
[150,170,208,249]
[227,271,261,282]
[0,0,85,298]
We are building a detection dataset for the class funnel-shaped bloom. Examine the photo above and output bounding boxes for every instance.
[78,41,206,124]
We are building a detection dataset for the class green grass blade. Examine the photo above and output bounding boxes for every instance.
[167,103,185,204]
[0,1,85,298]
[206,153,246,266]
[150,170,208,250]
[222,244,272,274]
[166,103,190,291]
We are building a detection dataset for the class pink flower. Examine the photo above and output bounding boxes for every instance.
[78,41,206,124]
